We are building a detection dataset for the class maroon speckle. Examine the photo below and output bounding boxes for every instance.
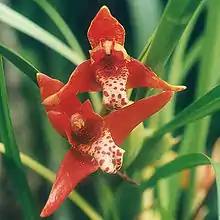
[121,98,127,105]
[116,150,122,156]
[99,159,104,166]
[104,91,109,97]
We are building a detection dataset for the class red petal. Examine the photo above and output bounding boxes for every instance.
[104,91,174,145]
[126,59,186,91]
[53,60,100,96]
[47,111,75,146]
[87,6,125,48]
[37,73,64,100]
[42,80,83,116]
[40,148,98,217]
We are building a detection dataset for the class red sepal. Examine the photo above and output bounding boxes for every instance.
[37,73,64,100]
[88,6,125,48]
[47,111,76,146]
[104,91,174,145]
[126,59,186,91]
[40,148,98,218]
[65,60,101,93]
[41,82,82,116]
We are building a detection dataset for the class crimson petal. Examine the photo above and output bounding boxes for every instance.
[63,60,101,93]
[37,73,64,100]
[87,6,125,48]
[126,59,186,91]
[104,91,174,145]
[47,111,75,146]
[40,148,98,217]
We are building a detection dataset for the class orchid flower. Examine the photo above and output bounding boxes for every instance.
[37,73,174,217]
[42,6,185,110]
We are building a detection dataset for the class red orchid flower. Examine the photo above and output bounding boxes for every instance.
[42,6,185,110]
[37,73,174,217]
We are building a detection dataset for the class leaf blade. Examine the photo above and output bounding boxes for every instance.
[140,153,220,220]
[0,43,39,84]
[0,57,39,220]
[0,3,83,65]
[33,0,85,60]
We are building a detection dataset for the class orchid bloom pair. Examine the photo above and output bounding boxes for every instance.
[38,6,185,218]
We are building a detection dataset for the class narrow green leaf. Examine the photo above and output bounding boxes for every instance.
[0,57,39,220]
[158,3,204,213]
[168,1,204,86]
[181,0,220,217]
[33,0,85,60]
[95,176,119,220]
[141,153,207,189]
[122,124,151,169]
[0,43,39,84]
[140,152,220,220]
[135,0,203,100]
[127,0,162,56]
[0,3,83,65]
[182,36,203,80]
[141,0,203,73]
[150,84,220,139]
[140,153,220,219]
[0,143,103,220]
[128,84,220,172]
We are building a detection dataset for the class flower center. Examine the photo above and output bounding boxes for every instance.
[70,113,102,144]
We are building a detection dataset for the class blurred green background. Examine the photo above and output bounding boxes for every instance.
[1,0,220,220]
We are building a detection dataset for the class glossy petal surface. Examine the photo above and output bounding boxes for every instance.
[37,73,64,100]
[64,60,101,93]
[47,111,75,145]
[41,83,82,116]
[104,91,174,145]
[88,6,125,48]
[40,148,98,217]
[126,59,186,91]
